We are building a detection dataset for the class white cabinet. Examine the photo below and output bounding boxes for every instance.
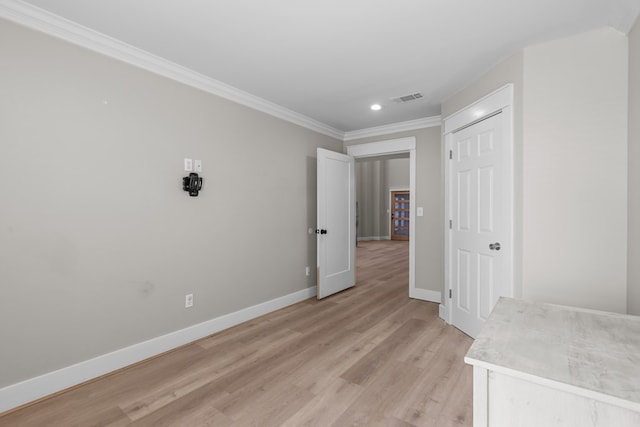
[465,298,640,427]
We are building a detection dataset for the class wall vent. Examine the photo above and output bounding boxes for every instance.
[391,92,424,103]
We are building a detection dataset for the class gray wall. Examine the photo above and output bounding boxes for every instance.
[345,127,442,294]
[356,156,409,239]
[629,18,640,315]
[0,19,342,387]
[443,27,629,313]
[521,28,628,313]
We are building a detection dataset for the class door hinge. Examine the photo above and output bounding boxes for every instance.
[449,150,452,160]
[449,289,452,299]
[449,219,452,229]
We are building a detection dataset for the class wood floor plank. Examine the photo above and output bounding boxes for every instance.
[385,298,440,324]
[226,382,314,427]
[290,318,403,395]
[129,392,233,427]
[280,378,363,427]
[0,240,473,427]
[208,329,361,420]
[392,327,473,426]
[394,316,450,369]
[432,364,473,427]
[345,289,412,334]
[340,318,432,386]
[333,359,424,426]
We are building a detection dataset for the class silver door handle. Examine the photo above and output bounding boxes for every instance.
[489,242,501,251]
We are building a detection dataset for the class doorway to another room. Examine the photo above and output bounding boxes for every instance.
[355,153,410,243]
[354,153,410,295]
[346,137,427,299]
[390,190,410,241]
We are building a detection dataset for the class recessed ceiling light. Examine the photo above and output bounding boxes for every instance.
[370,104,382,111]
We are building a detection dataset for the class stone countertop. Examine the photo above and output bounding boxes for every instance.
[465,297,640,411]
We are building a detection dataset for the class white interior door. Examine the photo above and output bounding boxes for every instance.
[449,111,512,338]
[317,148,356,299]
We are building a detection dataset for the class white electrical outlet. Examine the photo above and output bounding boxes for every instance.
[185,293,194,308]
[305,266,311,276]
[184,158,193,172]
[194,160,202,172]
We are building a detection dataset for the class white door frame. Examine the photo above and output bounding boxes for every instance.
[347,137,435,302]
[441,84,515,323]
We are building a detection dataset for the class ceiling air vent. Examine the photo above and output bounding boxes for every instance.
[391,92,424,103]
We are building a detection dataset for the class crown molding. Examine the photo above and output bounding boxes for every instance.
[0,0,344,140]
[343,116,441,141]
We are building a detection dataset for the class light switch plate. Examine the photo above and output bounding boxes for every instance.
[417,207,424,217]
[184,158,193,172]
[194,160,202,172]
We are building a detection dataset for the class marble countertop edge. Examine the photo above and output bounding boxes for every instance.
[464,356,640,413]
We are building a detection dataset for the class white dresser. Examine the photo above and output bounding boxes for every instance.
[465,297,640,426]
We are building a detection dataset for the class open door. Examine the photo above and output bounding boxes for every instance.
[317,148,356,299]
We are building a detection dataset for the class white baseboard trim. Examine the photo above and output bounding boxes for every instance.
[357,236,390,241]
[0,286,317,414]
[439,303,450,323]
[409,288,441,303]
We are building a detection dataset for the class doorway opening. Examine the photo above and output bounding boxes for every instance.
[346,137,422,299]
[355,153,410,242]
[354,153,410,295]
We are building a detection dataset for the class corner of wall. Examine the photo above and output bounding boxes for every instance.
[627,17,640,315]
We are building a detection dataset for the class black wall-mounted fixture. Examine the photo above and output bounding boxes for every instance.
[183,173,203,197]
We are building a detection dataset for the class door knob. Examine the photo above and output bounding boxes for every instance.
[489,242,501,251]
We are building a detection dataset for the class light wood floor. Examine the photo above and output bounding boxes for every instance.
[0,240,473,427]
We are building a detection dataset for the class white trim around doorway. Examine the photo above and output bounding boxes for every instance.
[347,137,438,303]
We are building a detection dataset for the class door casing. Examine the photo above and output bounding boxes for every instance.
[347,137,439,302]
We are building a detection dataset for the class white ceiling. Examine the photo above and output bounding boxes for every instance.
[8,0,640,134]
